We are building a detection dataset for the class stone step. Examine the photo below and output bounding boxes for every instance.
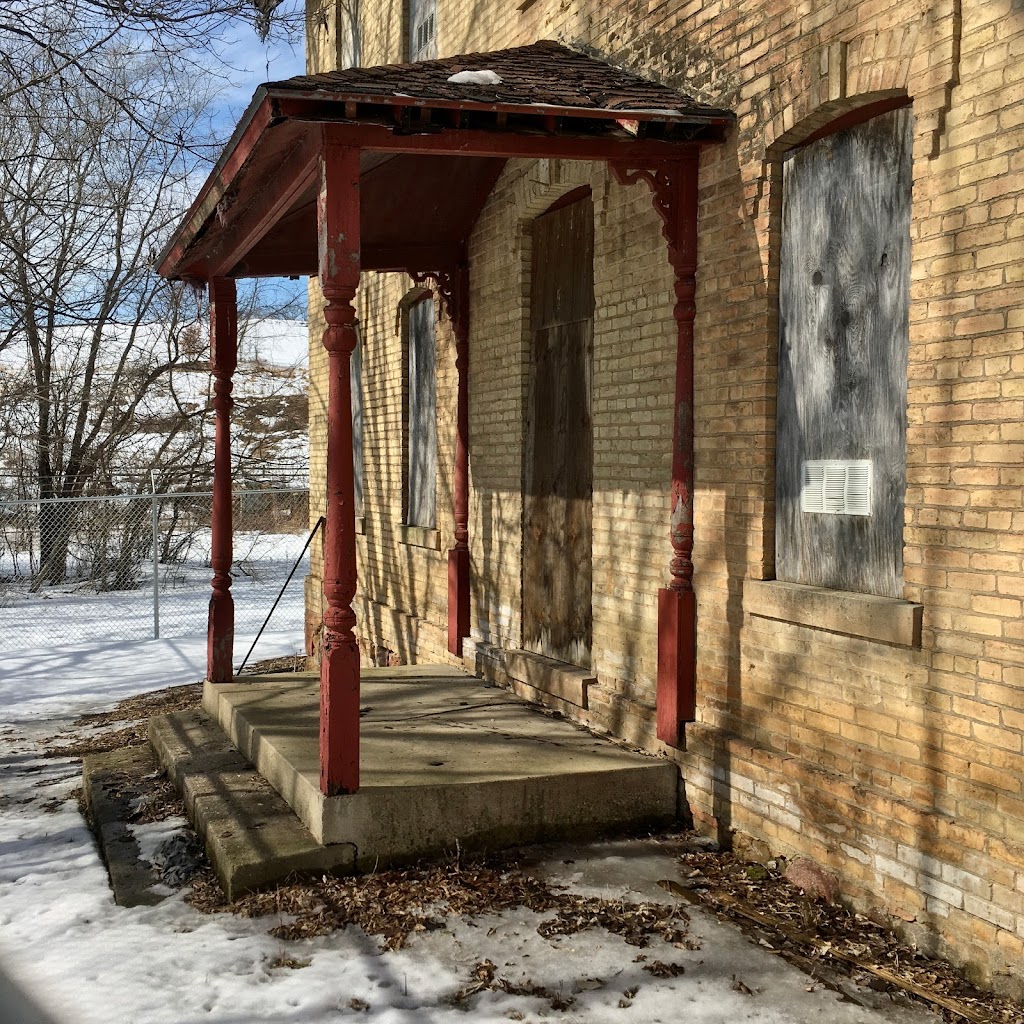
[464,641,598,709]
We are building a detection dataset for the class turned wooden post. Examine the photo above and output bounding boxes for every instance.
[317,132,362,795]
[660,151,699,746]
[448,260,471,655]
[207,277,237,683]
[612,151,700,746]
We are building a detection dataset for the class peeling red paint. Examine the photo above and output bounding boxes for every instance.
[207,278,237,684]
[317,136,362,796]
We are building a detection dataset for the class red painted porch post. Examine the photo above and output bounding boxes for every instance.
[317,131,361,796]
[611,151,700,746]
[657,151,700,746]
[448,260,471,656]
[207,277,237,683]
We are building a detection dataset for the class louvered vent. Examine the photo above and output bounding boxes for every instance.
[801,460,872,516]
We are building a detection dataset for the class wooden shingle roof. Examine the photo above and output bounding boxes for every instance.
[267,39,731,122]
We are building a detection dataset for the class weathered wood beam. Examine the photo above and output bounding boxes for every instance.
[207,277,237,684]
[157,97,274,278]
[233,242,467,278]
[317,128,362,796]
[363,243,465,273]
[270,89,731,130]
[202,132,321,278]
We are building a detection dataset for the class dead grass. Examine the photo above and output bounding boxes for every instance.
[450,959,578,1011]
[41,655,302,760]
[73,682,204,729]
[672,850,1023,1024]
[240,654,308,675]
[186,854,694,955]
[42,682,203,758]
[267,953,312,970]
[42,654,305,761]
[44,723,151,758]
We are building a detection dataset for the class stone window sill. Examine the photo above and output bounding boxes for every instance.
[355,516,365,536]
[744,580,922,648]
[398,524,440,550]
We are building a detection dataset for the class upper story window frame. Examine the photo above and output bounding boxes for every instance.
[407,0,437,62]
[402,288,437,530]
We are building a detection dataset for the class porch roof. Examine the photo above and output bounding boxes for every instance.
[157,40,732,283]
[266,39,731,121]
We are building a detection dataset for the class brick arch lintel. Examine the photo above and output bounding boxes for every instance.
[742,4,966,220]
[513,158,595,227]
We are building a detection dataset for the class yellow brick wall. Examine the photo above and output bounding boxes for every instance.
[303,0,1024,995]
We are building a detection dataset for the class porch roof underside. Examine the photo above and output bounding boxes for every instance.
[158,41,732,283]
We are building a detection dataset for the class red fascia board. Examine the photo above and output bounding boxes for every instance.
[283,112,703,162]
[264,86,734,126]
[157,91,275,278]
[202,134,321,278]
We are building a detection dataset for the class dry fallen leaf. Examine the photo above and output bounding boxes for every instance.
[732,975,753,995]
[644,961,686,978]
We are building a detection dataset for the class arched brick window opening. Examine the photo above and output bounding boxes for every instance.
[774,104,913,598]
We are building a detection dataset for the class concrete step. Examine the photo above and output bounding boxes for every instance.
[149,709,355,900]
[82,745,168,907]
[464,640,600,710]
[149,670,679,897]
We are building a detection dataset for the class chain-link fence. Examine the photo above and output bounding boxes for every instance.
[0,488,310,652]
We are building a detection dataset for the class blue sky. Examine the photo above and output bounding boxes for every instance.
[207,0,307,144]
[197,0,308,312]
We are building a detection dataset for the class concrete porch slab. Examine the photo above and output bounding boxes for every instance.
[202,665,678,869]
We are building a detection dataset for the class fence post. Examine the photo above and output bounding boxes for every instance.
[151,472,160,640]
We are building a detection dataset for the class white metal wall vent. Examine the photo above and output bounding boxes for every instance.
[801,460,872,516]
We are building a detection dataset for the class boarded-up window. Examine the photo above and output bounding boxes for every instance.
[776,107,912,599]
[408,0,436,61]
[351,326,364,516]
[406,296,436,528]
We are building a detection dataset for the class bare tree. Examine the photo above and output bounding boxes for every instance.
[0,2,307,587]
[1,48,203,581]
[0,2,301,105]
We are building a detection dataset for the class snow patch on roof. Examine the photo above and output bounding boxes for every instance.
[446,69,502,86]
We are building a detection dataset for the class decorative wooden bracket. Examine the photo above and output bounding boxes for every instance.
[612,153,699,743]
[410,267,457,323]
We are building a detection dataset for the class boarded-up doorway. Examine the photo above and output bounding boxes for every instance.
[523,191,594,667]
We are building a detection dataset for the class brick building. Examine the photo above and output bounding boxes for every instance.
[296,0,1023,996]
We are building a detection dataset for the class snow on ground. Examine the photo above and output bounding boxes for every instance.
[240,318,309,369]
[0,529,309,652]
[0,640,943,1024]
[0,628,303,721]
